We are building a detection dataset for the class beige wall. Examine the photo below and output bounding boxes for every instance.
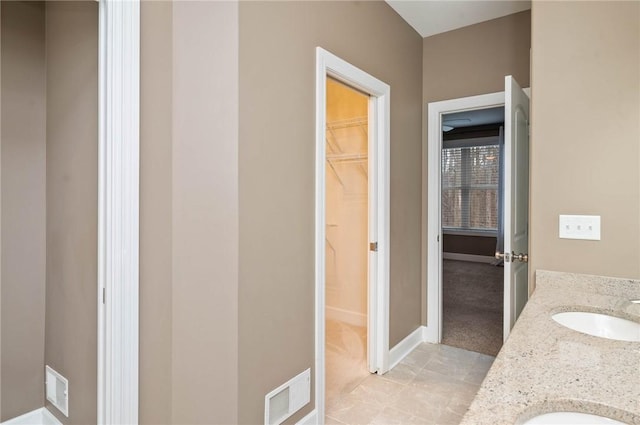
[139,2,240,422]
[239,2,423,423]
[139,1,173,423]
[530,1,640,280]
[422,11,531,323]
[171,2,239,423]
[44,2,98,423]
[0,2,47,420]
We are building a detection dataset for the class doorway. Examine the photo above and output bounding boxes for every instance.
[439,106,505,356]
[324,78,370,409]
[426,79,530,350]
[315,47,390,422]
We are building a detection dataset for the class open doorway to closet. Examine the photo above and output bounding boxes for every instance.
[440,107,504,357]
[324,77,370,408]
[315,47,391,421]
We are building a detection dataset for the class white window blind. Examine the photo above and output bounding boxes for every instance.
[442,142,499,232]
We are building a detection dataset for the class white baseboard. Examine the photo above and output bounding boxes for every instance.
[325,305,366,327]
[388,326,427,370]
[443,253,495,264]
[423,323,438,343]
[1,408,62,425]
[296,409,318,425]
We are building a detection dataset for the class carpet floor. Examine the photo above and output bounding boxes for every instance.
[442,260,504,356]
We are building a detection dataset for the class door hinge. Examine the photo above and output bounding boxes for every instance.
[369,242,378,252]
[437,235,440,242]
[102,287,106,304]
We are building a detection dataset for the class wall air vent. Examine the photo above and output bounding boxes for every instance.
[264,368,311,425]
[45,365,69,417]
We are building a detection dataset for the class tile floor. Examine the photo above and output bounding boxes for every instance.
[325,341,495,425]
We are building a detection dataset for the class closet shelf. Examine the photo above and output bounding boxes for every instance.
[326,153,368,163]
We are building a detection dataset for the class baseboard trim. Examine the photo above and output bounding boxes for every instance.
[325,305,366,327]
[388,326,427,370]
[443,253,495,264]
[1,408,62,425]
[296,409,318,425]
[423,323,438,343]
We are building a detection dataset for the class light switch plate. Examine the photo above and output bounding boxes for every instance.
[559,215,601,240]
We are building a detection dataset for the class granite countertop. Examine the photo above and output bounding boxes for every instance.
[460,270,640,425]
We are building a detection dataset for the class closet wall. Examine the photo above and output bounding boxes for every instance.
[325,79,368,325]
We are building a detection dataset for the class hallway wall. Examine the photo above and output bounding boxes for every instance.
[44,2,99,423]
[140,1,173,422]
[239,2,423,423]
[530,1,640,280]
[139,1,239,423]
[0,2,47,419]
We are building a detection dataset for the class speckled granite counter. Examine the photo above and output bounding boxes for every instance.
[460,270,640,425]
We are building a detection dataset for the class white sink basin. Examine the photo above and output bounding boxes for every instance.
[552,311,640,342]
[522,412,627,424]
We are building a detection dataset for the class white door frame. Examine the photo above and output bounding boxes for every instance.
[315,47,390,420]
[425,91,505,343]
[97,0,140,423]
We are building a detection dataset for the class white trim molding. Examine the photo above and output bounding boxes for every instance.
[1,408,62,425]
[388,326,427,370]
[315,47,390,422]
[295,410,318,425]
[97,0,140,423]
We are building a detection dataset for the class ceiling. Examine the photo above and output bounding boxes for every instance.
[443,106,504,130]
[385,0,531,38]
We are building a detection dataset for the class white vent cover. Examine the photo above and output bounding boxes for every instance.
[264,368,310,425]
[45,366,69,417]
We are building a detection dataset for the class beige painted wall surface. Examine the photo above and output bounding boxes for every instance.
[239,2,422,423]
[171,2,239,423]
[422,11,531,323]
[530,1,640,279]
[0,2,46,420]
[44,2,98,423]
[139,1,173,423]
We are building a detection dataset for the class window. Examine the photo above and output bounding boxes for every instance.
[442,141,499,232]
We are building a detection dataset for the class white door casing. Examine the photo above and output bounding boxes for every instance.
[98,0,140,423]
[502,75,530,340]
[425,92,505,343]
[315,47,390,421]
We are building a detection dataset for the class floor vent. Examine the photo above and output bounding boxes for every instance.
[45,366,69,417]
[264,369,310,425]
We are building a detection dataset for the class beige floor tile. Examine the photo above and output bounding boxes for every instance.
[326,393,384,425]
[392,386,451,420]
[369,406,415,425]
[350,374,405,405]
[433,410,464,425]
[409,369,477,399]
[379,362,421,385]
[325,415,348,425]
[325,340,494,425]
[400,347,434,370]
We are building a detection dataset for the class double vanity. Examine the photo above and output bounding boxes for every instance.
[461,270,640,425]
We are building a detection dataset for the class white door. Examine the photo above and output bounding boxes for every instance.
[501,75,530,341]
